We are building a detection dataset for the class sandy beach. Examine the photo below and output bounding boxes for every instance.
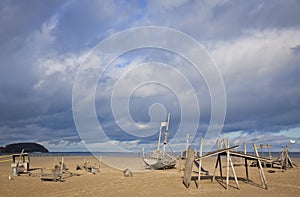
[0,156,299,196]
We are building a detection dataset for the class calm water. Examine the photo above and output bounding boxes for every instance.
[1,151,299,158]
[27,151,300,158]
[29,152,141,157]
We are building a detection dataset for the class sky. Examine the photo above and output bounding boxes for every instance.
[0,0,300,152]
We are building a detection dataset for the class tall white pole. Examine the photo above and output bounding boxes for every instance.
[186,133,190,152]
[198,138,203,186]
[163,113,170,154]
[157,126,162,151]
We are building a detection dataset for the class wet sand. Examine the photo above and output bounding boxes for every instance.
[0,156,299,196]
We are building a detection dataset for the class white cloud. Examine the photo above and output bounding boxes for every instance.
[1,1,300,152]
[222,129,300,152]
[212,28,300,76]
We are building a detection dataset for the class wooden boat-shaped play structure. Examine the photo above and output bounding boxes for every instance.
[143,113,176,170]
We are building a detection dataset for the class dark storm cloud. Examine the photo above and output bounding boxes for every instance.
[0,0,300,151]
[0,0,63,47]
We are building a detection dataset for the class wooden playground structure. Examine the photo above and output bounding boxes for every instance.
[40,158,65,182]
[10,149,31,176]
[182,138,295,190]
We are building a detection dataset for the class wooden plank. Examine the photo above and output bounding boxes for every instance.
[226,151,272,162]
[195,145,239,160]
[183,148,195,188]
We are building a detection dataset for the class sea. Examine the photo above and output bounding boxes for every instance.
[1,151,300,158]
[25,151,300,158]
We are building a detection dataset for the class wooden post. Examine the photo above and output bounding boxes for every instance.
[216,139,222,150]
[226,139,230,189]
[253,143,268,189]
[186,133,190,152]
[212,154,219,182]
[223,138,227,149]
[229,156,239,189]
[267,144,271,159]
[219,154,223,181]
[157,126,162,151]
[245,158,249,182]
[178,156,182,172]
[212,153,223,182]
[243,142,249,182]
[280,145,284,168]
[183,148,195,188]
[60,157,64,174]
[260,144,265,158]
[198,138,203,188]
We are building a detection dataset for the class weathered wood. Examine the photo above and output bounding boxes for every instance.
[40,167,62,182]
[212,154,219,182]
[218,154,223,181]
[223,151,272,162]
[226,139,230,189]
[253,143,268,189]
[40,157,64,182]
[178,157,183,172]
[183,148,195,188]
[60,158,64,175]
[245,158,249,182]
[197,138,203,189]
[195,145,239,160]
[223,138,227,148]
[229,156,240,189]
[16,149,24,168]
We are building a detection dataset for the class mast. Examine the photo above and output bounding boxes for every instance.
[157,125,162,151]
[163,113,170,154]
[186,133,190,152]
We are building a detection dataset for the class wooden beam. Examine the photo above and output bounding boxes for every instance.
[225,151,272,162]
[16,149,24,168]
[195,145,239,160]
[183,148,195,188]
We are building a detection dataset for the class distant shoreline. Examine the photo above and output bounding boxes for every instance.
[1,151,299,158]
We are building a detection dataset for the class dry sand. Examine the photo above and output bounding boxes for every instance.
[0,156,299,196]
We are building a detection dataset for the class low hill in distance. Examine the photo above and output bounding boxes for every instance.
[0,142,49,153]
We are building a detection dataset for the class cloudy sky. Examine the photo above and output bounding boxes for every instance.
[0,0,299,152]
